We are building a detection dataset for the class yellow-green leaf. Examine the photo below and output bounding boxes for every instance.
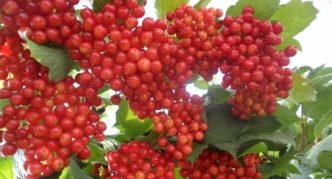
[155,0,189,19]
[226,0,280,20]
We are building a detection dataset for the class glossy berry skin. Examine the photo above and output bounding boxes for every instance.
[105,141,175,178]
[180,149,262,179]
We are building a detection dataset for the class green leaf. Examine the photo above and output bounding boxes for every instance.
[155,0,189,19]
[270,0,318,50]
[59,157,93,179]
[86,140,106,163]
[187,142,208,163]
[240,142,268,156]
[207,85,233,104]
[137,131,160,145]
[0,99,9,114]
[26,39,76,82]
[306,134,332,168]
[194,0,211,10]
[226,0,280,20]
[314,113,332,139]
[137,0,145,6]
[303,85,332,120]
[274,105,301,127]
[100,137,118,151]
[115,100,152,138]
[204,103,295,156]
[317,151,332,169]
[98,84,112,106]
[287,73,316,104]
[82,164,94,178]
[294,66,313,75]
[307,66,332,90]
[289,160,313,179]
[0,157,13,179]
[193,79,209,90]
[260,154,299,178]
[276,37,302,51]
[174,168,182,179]
[93,0,109,12]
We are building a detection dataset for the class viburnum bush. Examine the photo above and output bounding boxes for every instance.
[0,0,331,178]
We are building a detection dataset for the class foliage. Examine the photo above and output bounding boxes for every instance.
[227,0,280,20]
[0,157,13,179]
[26,39,77,82]
[155,0,189,18]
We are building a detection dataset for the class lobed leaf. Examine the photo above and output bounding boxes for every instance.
[193,79,209,90]
[307,66,332,90]
[59,157,92,179]
[287,73,316,104]
[26,39,76,82]
[317,151,332,169]
[194,0,211,10]
[271,0,318,50]
[303,85,332,120]
[204,103,295,156]
[207,85,233,104]
[187,142,208,163]
[115,100,153,138]
[155,0,189,19]
[226,0,280,20]
[86,140,107,163]
[306,134,332,168]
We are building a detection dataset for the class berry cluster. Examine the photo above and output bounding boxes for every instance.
[0,0,81,44]
[218,6,296,119]
[165,5,223,81]
[65,0,209,160]
[180,149,262,179]
[0,0,297,177]
[0,42,106,178]
[0,1,107,178]
[105,141,176,179]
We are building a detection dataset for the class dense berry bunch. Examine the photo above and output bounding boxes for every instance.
[217,6,296,119]
[65,1,210,160]
[0,41,106,178]
[0,3,106,175]
[165,5,223,81]
[180,149,262,179]
[0,0,297,177]
[0,0,81,44]
[105,141,176,179]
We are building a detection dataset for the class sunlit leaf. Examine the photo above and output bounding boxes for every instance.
[271,0,318,50]
[0,157,13,179]
[227,0,280,20]
[155,0,189,19]
[115,100,152,138]
[287,73,316,104]
[194,0,211,10]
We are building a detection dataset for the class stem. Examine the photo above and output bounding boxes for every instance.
[300,104,307,151]
[263,153,273,162]
[300,121,305,151]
